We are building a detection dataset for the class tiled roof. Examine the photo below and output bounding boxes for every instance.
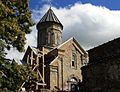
[38,8,63,28]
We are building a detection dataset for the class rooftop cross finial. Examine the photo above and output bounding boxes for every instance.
[48,0,52,8]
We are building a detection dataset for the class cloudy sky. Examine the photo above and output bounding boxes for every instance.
[6,0,120,62]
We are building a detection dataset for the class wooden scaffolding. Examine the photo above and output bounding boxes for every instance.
[19,47,46,91]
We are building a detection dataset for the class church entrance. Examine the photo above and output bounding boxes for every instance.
[71,84,78,92]
[67,77,79,92]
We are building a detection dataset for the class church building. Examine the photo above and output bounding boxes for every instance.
[22,8,88,91]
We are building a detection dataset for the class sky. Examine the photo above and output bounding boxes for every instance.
[6,0,120,62]
[30,0,120,10]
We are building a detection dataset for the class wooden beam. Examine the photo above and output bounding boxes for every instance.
[38,71,44,83]
[30,51,35,65]
[32,65,37,71]
[37,82,46,86]
[18,82,25,91]
[27,55,29,64]
[57,62,59,89]
[42,47,45,83]
[36,49,39,80]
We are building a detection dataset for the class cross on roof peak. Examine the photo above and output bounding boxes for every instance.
[48,0,52,8]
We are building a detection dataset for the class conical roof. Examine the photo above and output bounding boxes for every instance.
[38,8,63,28]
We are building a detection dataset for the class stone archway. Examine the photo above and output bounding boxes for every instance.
[70,77,78,92]
[67,75,80,92]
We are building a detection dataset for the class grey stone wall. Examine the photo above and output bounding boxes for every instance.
[81,56,120,92]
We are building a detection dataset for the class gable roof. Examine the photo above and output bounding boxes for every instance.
[22,46,37,64]
[22,46,58,65]
[48,37,87,65]
[58,37,87,56]
[22,37,87,65]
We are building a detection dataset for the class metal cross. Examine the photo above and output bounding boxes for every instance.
[48,0,52,7]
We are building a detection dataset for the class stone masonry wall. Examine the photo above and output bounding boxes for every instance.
[50,39,86,91]
[81,56,120,92]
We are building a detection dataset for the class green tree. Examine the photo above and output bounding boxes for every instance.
[0,0,33,52]
[0,60,36,91]
[0,0,36,91]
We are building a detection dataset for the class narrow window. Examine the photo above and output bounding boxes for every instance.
[48,31,51,44]
[72,60,75,67]
[71,49,77,68]
[57,33,60,46]
[51,32,54,44]
[72,53,75,67]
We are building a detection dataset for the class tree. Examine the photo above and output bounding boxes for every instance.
[0,0,33,52]
[0,0,36,91]
[0,60,36,91]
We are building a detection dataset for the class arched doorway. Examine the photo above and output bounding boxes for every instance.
[67,76,79,92]
[70,78,78,92]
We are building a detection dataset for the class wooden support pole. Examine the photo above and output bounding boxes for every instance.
[32,65,37,71]
[30,51,34,65]
[42,47,45,86]
[38,71,44,82]
[27,55,29,64]
[57,62,59,90]
[61,57,63,91]
[36,49,39,80]
[18,82,25,91]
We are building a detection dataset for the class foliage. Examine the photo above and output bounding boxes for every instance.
[0,40,6,60]
[0,60,36,91]
[0,0,33,52]
[0,0,36,91]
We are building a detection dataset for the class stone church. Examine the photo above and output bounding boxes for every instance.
[22,8,88,91]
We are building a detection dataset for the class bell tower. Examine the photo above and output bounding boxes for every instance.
[36,8,63,49]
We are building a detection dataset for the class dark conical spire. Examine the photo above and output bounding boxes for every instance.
[38,8,63,29]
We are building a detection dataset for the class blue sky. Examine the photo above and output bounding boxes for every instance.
[30,0,120,10]
[28,0,120,50]
[6,0,120,61]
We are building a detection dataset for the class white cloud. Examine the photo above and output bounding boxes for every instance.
[6,2,120,61]
[6,26,37,62]
[32,3,120,49]
[25,26,37,48]
[6,48,24,64]
[50,3,120,49]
